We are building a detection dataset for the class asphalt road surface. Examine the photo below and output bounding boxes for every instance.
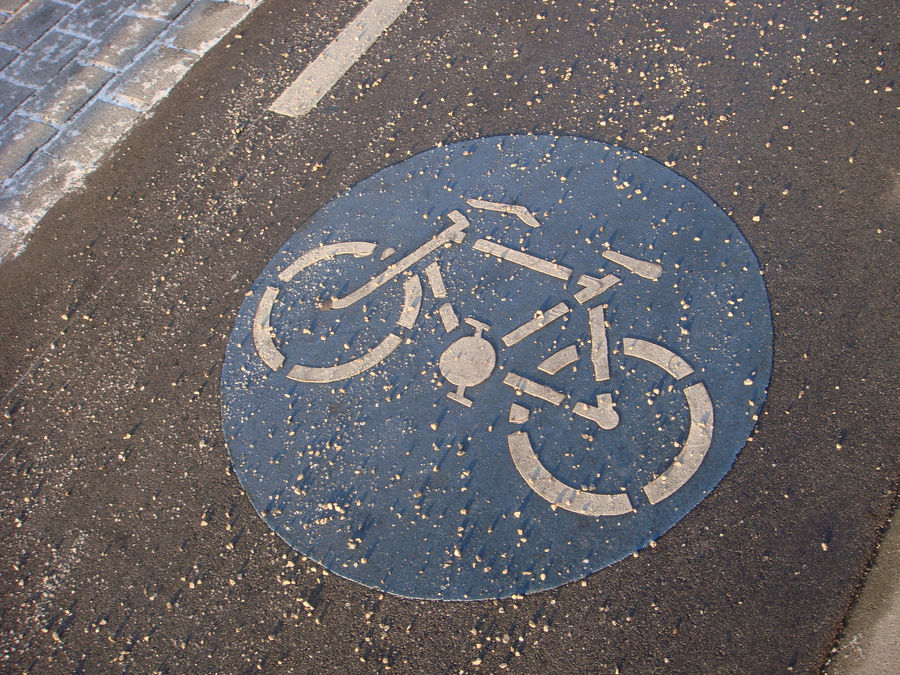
[1,0,897,672]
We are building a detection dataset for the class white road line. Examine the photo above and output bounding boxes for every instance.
[270,0,414,117]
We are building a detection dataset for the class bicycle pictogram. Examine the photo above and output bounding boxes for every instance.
[250,198,714,517]
[223,135,772,599]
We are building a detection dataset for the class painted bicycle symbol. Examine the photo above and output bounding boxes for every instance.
[251,199,714,518]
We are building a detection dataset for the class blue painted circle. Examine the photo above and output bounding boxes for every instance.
[222,135,773,600]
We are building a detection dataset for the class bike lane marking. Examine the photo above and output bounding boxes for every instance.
[221,134,774,601]
[269,0,414,117]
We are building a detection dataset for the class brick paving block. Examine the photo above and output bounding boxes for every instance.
[129,0,190,21]
[0,44,17,69]
[0,0,71,49]
[58,0,129,38]
[0,114,56,179]
[22,61,112,124]
[0,0,29,13]
[0,151,83,232]
[166,0,247,53]
[105,44,197,111]
[0,79,33,119]
[3,30,86,86]
[81,14,166,69]
[43,99,137,168]
[0,224,20,259]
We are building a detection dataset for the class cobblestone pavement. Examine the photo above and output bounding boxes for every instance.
[0,0,258,259]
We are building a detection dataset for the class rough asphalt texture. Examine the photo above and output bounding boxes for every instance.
[0,0,897,672]
[827,513,900,674]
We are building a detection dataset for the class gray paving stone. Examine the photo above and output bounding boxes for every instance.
[0,79,33,119]
[129,0,190,21]
[3,29,86,86]
[105,44,196,111]
[81,13,165,69]
[0,44,17,69]
[166,0,247,54]
[43,99,137,167]
[0,0,29,13]
[21,60,112,124]
[0,224,20,259]
[58,0,128,38]
[0,151,82,232]
[0,113,56,179]
[0,0,71,49]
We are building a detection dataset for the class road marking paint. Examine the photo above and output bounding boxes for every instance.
[538,344,579,375]
[424,262,447,298]
[574,273,620,304]
[623,337,694,380]
[438,302,459,332]
[285,263,422,383]
[253,286,285,370]
[508,432,634,516]
[601,249,663,281]
[573,394,619,430]
[279,241,376,282]
[440,319,495,407]
[502,372,566,406]
[588,305,611,382]
[332,211,468,309]
[502,302,571,347]
[643,383,714,504]
[466,198,541,227]
[508,403,530,424]
[270,0,414,117]
[397,275,422,329]
[288,333,402,383]
[224,135,773,599]
[473,238,573,281]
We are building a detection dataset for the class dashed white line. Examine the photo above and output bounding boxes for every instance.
[270,0,414,117]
